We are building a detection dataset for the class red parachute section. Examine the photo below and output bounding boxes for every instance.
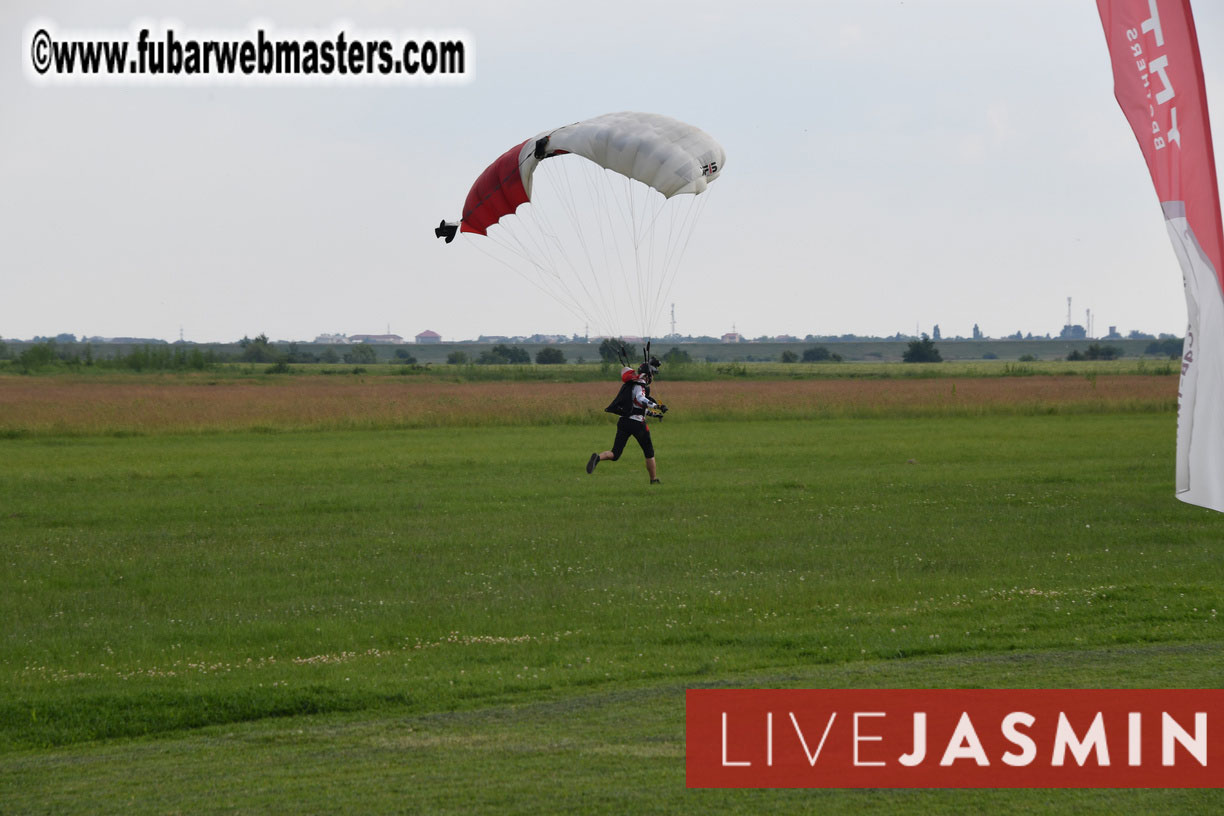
[459,140,530,236]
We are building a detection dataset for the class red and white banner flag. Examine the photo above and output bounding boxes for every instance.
[1097,0,1224,512]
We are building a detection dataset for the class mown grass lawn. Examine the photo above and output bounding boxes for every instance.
[2,396,1221,813]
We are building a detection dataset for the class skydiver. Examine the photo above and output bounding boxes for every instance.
[586,358,667,483]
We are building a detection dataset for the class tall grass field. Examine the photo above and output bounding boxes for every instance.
[1,370,1221,814]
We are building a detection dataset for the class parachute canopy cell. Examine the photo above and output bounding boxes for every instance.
[458,112,725,236]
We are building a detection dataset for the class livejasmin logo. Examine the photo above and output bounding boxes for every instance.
[686,690,1223,788]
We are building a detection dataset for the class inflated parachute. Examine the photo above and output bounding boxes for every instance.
[436,112,725,339]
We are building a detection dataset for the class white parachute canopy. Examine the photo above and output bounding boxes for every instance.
[447,112,726,339]
[518,112,724,200]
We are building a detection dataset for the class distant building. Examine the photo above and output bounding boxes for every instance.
[350,334,404,344]
[314,333,350,344]
[721,331,743,343]
[415,330,442,344]
[774,334,800,342]
[1059,324,1087,340]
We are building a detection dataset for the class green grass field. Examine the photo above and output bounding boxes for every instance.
[2,383,1222,813]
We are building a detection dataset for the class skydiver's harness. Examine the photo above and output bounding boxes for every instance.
[602,340,668,423]
[605,380,653,421]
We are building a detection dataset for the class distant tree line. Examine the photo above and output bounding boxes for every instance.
[4,340,224,373]
[1067,344,1121,361]
[236,334,412,366]
[477,343,531,364]
[443,344,568,365]
[793,346,845,363]
[0,333,1187,372]
[1144,337,1183,359]
[903,335,943,363]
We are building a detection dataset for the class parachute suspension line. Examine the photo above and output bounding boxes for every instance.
[551,157,623,339]
[473,169,711,343]
[560,160,624,338]
[629,176,669,338]
[515,171,572,283]
[485,225,592,326]
[602,169,646,338]
[533,184,618,338]
[621,175,646,337]
[647,196,681,332]
[576,164,651,340]
[641,186,663,339]
[648,192,695,331]
[482,221,548,278]
[617,177,637,335]
[524,164,588,308]
[477,159,639,341]
[637,189,700,337]
[649,190,710,334]
[656,192,707,331]
[596,172,689,340]
[516,160,621,336]
[602,170,636,340]
[478,179,604,330]
[591,163,637,339]
[577,162,623,338]
[634,182,653,337]
[643,194,674,338]
[466,238,592,329]
[646,207,667,337]
[481,181,558,275]
[486,218,565,299]
[636,183,683,339]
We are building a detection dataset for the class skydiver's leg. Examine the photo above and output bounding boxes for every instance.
[601,418,634,462]
[636,426,658,483]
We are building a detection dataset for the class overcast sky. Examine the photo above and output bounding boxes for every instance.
[3,0,1222,343]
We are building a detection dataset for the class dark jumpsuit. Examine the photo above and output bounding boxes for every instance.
[607,380,657,460]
